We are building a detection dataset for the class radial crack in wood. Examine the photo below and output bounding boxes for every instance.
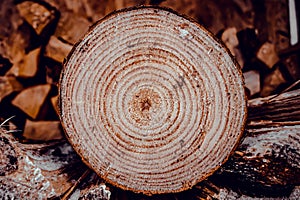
[59,7,247,195]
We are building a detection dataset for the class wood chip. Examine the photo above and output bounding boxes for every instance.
[12,84,51,119]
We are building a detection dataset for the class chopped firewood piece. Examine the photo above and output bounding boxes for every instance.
[16,1,54,35]
[256,42,280,68]
[12,84,51,119]
[6,47,40,78]
[23,119,63,141]
[243,70,260,96]
[0,76,23,102]
[55,12,91,44]
[45,36,72,63]
[261,67,286,97]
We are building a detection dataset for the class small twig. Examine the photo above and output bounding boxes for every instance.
[266,79,300,103]
[0,116,16,127]
[247,120,300,128]
[60,169,91,200]
[5,129,22,133]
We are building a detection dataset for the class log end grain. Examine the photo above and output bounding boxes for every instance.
[59,7,247,195]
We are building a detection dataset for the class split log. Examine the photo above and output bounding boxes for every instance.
[12,84,51,119]
[220,27,244,68]
[15,0,60,46]
[256,42,280,69]
[59,7,247,195]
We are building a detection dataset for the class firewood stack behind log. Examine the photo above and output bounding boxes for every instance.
[0,0,299,199]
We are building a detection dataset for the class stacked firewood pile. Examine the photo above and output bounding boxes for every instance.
[0,0,299,199]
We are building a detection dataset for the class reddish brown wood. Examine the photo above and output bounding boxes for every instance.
[23,119,63,141]
[7,48,41,78]
[59,7,247,195]
[12,84,51,119]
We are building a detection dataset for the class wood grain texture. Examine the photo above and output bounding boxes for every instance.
[59,7,247,194]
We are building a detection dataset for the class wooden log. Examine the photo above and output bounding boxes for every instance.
[12,84,51,119]
[59,6,247,195]
[247,89,300,122]
[3,82,300,200]
[210,89,300,197]
[16,1,55,35]
[0,127,111,200]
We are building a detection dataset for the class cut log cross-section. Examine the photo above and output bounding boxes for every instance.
[59,7,247,195]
